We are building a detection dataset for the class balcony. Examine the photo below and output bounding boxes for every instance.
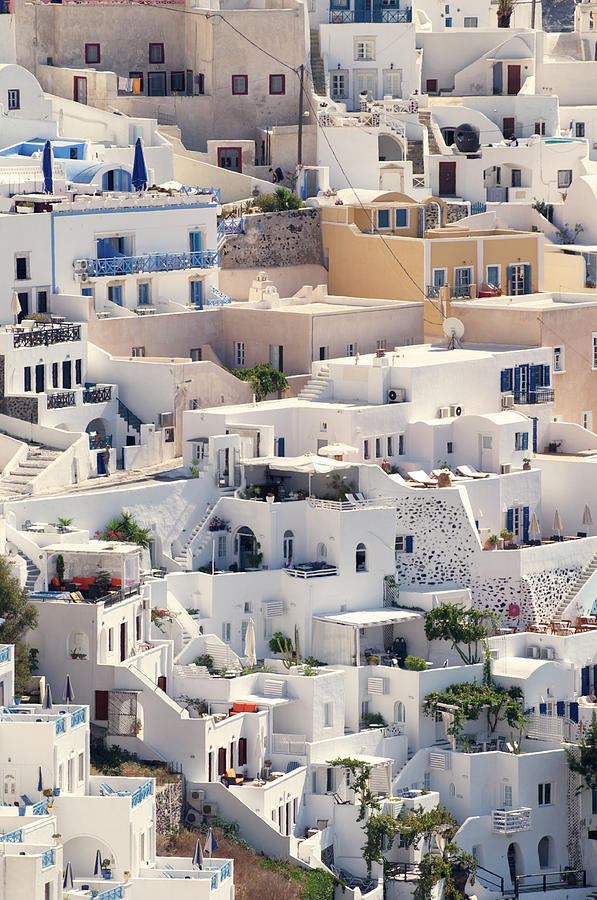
[329,6,411,22]
[47,391,75,409]
[13,325,81,348]
[425,284,473,299]
[491,807,532,834]
[83,386,112,403]
[41,848,54,868]
[285,562,338,578]
[84,249,220,277]
[514,389,555,405]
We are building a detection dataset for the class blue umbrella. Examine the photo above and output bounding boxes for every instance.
[63,861,74,890]
[42,140,54,194]
[37,766,43,792]
[62,673,74,704]
[42,683,53,710]
[204,827,218,857]
[192,836,203,869]
[131,137,148,192]
[93,849,102,876]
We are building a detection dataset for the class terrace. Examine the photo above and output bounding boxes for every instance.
[7,323,82,348]
[84,249,220,277]
[36,541,141,606]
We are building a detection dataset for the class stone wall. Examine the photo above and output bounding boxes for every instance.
[424,202,470,230]
[221,208,324,270]
[0,357,39,423]
[156,779,184,834]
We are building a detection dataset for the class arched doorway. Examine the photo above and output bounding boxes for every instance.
[394,701,405,723]
[507,842,524,888]
[86,417,108,437]
[283,530,294,565]
[538,836,553,869]
[355,543,367,572]
[235,526,256,570]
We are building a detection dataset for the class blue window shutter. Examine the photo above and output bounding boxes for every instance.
[582,666,591,696]
[539,702,547,715]
[506,508,514,532]
[570,702,579,723]
[522,432,529,451]
[190,231,202,252]
[500,369,508,392]
[191,281,203,308]
[523,264,531,294]
[507,265,513,293]
[529,364,536,391]
[594,664,597,690]
[523,506,530,543]
[543,365,550,386]
[138,283,148,305]
[396,209,407,227]
[378,210,389,228]
[532,417,538,453]
[278,437,285,457]
[405,535,413,553]
[556,700,565,717]
[514,366,521,397]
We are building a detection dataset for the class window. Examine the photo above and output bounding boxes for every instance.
[7,89,20,110]
[189,229,202,252]
[323,702,333,727]
[170,71,185,93]
[147,72,166,96]
[132,346,145,358]
[511,168,521,187]
[190,348,202,362]
[387,435,394,456]
[501,368,514,392]
[138,282,150,305]
[558,169,572,189]
[24,367,31,392]
[576,122,585,138]
[503,785,513,808]
[442,128,455,146]
[482,435,493,450]
[582,411,593,431]
[538,783,552,806]
[129,71,144,93]
[355,542,367,571]
[222,622,231,642]
[346,343,356,357]
[463,16,478,26]
[395,208,408,228]
[509,263,530,296]
[592,788,597,815]
[269,74,285,95]
[197,73,205,94]
[232,75,248,95]
[593,333,597,369]
[234,341,245,367]
[447,441,453,454]
[363,439,370,460]
[37,289,48,313]
[190,280,203,307]
[486,265,500,288]
[218,535,226,557]
[377,209,390,229]
[534,121,546,135]
[15,255,29,280]
[75,358,82,384]
[515,431,528,451]
[383,69,402,98]
[85,43,100,64]
[108,284,122,305]
[395,535,413,555]
[330,71,347,99]
[354,39,375,61]
[423,772,431,791]
[398,433,404,455]
[78,751,84,782]
[377,339,386,351]
[148,43,164,64]
[52,362,58,388]
[426,78,438,94]
[375,437,382,458]
[553,346,564,372]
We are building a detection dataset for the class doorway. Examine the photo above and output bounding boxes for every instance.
[35,364,45,393]
[353,70,376,108]
[507,65,521,95]
[236,526,256,569]
[1,769,16,804]
[120,622,126,662]
[147,72,166,96]
[217,147,242,172]
[507,843,523,888]
[479,434,493,471]
[439,161,456,196]
[74,76,87,104]
[502,117,515,139]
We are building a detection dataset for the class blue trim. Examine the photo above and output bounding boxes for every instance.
[523,506,529,543]
[582,666,590,696]
[52,202,217,219]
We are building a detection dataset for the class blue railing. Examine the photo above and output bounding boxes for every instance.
[131,779,153,808]
[96,887,124,900]
[1,828,23,843]
[217,217,245,242]
[0,646,10,663]
[89,433,112,450]
[205,287,232,307]
[470,201,487,215]
[514,389,555,405]
[71,707,86,728]
[221,861,232,880]
[85,249,220,277]
[179,186,221,204]
[41,848,54,868]
[55,717,66,735]
[329,6,411,21]
[211,874,217,890]
[32,799,48,815]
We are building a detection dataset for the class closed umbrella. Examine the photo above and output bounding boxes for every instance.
[37,766,43,792]
[42,140,54,194]
[63,861,74,890]
[204,827,218,857]
[62,673,75,704]
[244,617,256,668]
[131,137,148,192]
[553,509,563,538]
[583,504,593,527]
[93,849,102,876]
[192,836,204,869]
[42,682,53,710]
[10,291,21,324]
[529,512,541,541]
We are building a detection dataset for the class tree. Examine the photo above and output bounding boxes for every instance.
[423,680,527,738]
[566,712,597,793]
[231,363,288,402]
[97,511,151,548]
[423,603,499,665]
[497,0,515,27]
[0,556,39,692]
[254,187,303,212]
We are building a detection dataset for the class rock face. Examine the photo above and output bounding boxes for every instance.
[542,0,574,31]
[221,208,324,270]
[156,779,184,834]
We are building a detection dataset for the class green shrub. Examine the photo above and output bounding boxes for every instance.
[254,187,303,212]
[404,655,428,671]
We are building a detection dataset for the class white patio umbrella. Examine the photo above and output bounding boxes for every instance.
[583,504,593,527]
[10,291,21,324]
[317,443,358,459]
[553,508,563,538]
[529,512,541,541]
[244,617,257,668]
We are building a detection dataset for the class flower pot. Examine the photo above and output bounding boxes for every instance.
[437,471,451,487]
[13,698,21,705]
[266,494,275,504]
[523,462,531,471]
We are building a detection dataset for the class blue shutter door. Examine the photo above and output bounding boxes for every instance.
[593,664,597,690]
[278,438,285,457]
[190,231,202,252]
[500,369,508,392]
[405,536,414,553]
[570,702,579,723]
[191,281,203,308]
[523,506,530,543]
[514,366,521,399]
[507,265,514,294]
[522,432,529,451]
[543,365,550,386]
[582,667,591,696]
[556,701,565,717]
[539,703,547,715]
[523,264,531,294]
[507,508,514,532]
[532,417,538,453]
[529,364,536,392]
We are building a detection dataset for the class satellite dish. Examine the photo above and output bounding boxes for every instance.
[442,317,465,349]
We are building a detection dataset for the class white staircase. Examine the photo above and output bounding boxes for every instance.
[0,445,61,499]
[551,550,597,619]
[297,365,332,402]
[173,502,215,568]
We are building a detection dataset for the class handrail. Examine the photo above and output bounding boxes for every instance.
[13,325,81,348]
[475,864,504,892]
[514,869,586,896]
[85,249,219,277]
[131,778,153,808]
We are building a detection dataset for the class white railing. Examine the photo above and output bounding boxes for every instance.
[272,733,307,756]
[491,808,532,833]
[526,714,564,741]
[308,497,397,511]
[285,566,338,578]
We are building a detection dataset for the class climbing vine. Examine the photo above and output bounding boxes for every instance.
[423,680,527,738]
[326,758,378,821]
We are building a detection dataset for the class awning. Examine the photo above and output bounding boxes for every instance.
[313,608,423,628]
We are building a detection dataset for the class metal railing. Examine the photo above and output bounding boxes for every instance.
[89,434,112,450]
[41,848,54,868]
[0,646,10,663]
[474,865,504,893]
[84,249,220,277]
[13,325,81,348]
[514,869,586,896]
[308,496,397,511]
[55,717,66,735]
[217,217,245,241]
[514,389,555,405]
[71,707,86,728]
[329,6,411,21]
[131,778,153,808]
[452,283,473,298]
[47,391,75,409]
[0,828,23,843]
[205,287,233,307]
[32,799,48,815]
[83,386,112,403]
[470,201,487,215]
[96,887,124,900]
[285,565,338,578]
[491,807,532,833]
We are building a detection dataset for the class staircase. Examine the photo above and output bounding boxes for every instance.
[418,109,442,154]
[310,29,327,97]
[0,445,61,499]
[173,502,215,568]
[406,140,424,174]
[551,551,597,619]
[117,398,142,441]
[17,550,41,592]
[297,365,331,401]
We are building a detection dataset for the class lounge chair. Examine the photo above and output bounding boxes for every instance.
[430,469,467,482]
[456,465,490,479]
[407,470,437,487]
[223,768,244,786]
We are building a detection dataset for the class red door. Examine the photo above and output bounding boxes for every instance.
[507,65,521,95]
[438,161,456,196]
[502,117,515,139]
[95,690,109,720]
[217,147,242,172]
[157,676,167,692]
[218,747,227,776]
[74,76,87,104]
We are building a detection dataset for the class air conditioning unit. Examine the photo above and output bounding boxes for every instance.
[159,412,174,428]
[387,388,405,404]
[185,810,201,826]
[438,406,451,419]
[501,464,511,474]
[526,645,539,658]
[73,259,88,271]
[450,404,463,417]
[164,427,175,443]
[502,394,515,409]
[541,647,556,660]
[189,788,205,803]
[203,802,218,816]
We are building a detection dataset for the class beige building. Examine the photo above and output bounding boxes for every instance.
[88,276,424,375]
[452,293,597,432]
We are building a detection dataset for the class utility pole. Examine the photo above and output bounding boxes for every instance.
[297,64,305,166]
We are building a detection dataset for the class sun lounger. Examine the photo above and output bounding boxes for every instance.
[407,470,437,487]
[456,465,490,479]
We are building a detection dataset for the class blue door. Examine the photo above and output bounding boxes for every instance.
[532,417,538,453]
[189,231,202,252]
[190,281,203,308]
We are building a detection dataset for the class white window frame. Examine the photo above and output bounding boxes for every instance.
[553,346,564,373]
[375,436,382,458]
[363,438,370,460]
[514,431,525,451]
[233,341,245,367]
[218,534,226,557]
[454,265,473,288]
[395,535,406,554]
[323,702,333,727]
[131,346,145,358]
[538,782,552,806]
[330,70,348,100]
[486,264,500,287]
[432,267,447,289]
[510,263,527,296]
[14,253,30,281]
[377,209,391,230]
[398,433,405,455]
[354,38,375,61]
[382,68,403,99]
[394,207,409,229]
[387,435,394,456]
[222,622,231,642]
[463,15,478,26]
[557,169,572,189]
[346,343,356,357]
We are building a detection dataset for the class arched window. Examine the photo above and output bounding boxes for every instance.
[394,701,405,723]
[316,542,327,560]
[538,836,552,869]
[283,530,294,564]
[356,542,367,572]
[449,782,456,798]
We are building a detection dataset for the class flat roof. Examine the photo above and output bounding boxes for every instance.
[452,292,597,312]
[44,540,139,554]
[492,657,552,677]
[313,608,423,627]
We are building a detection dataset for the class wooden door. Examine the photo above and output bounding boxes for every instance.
[73,76,87,104]
[507,65,521,95]
[120,621,126,661]
[502,117,515,139]
[218,747,227,776]
[157,675,167,692]
[438,161,456,196]
[95,690,109,720]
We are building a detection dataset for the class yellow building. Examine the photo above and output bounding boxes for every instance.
[319,190,543,334]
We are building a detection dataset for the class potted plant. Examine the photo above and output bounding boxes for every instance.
[263,759,272,779]
[51,833,61,845]
[246,541,263,569]
[96,569,112,594]
[436,462,451,487]
[484,535,499,550]
[56,554,65,585]
[13,695,21,705]
[522,457,531,471]
[124,871,130,883]
[500,528,514,547]
[368,655,380,666]
[136,718,142,735]
[101,858,112,879]
[266,492,275,504]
